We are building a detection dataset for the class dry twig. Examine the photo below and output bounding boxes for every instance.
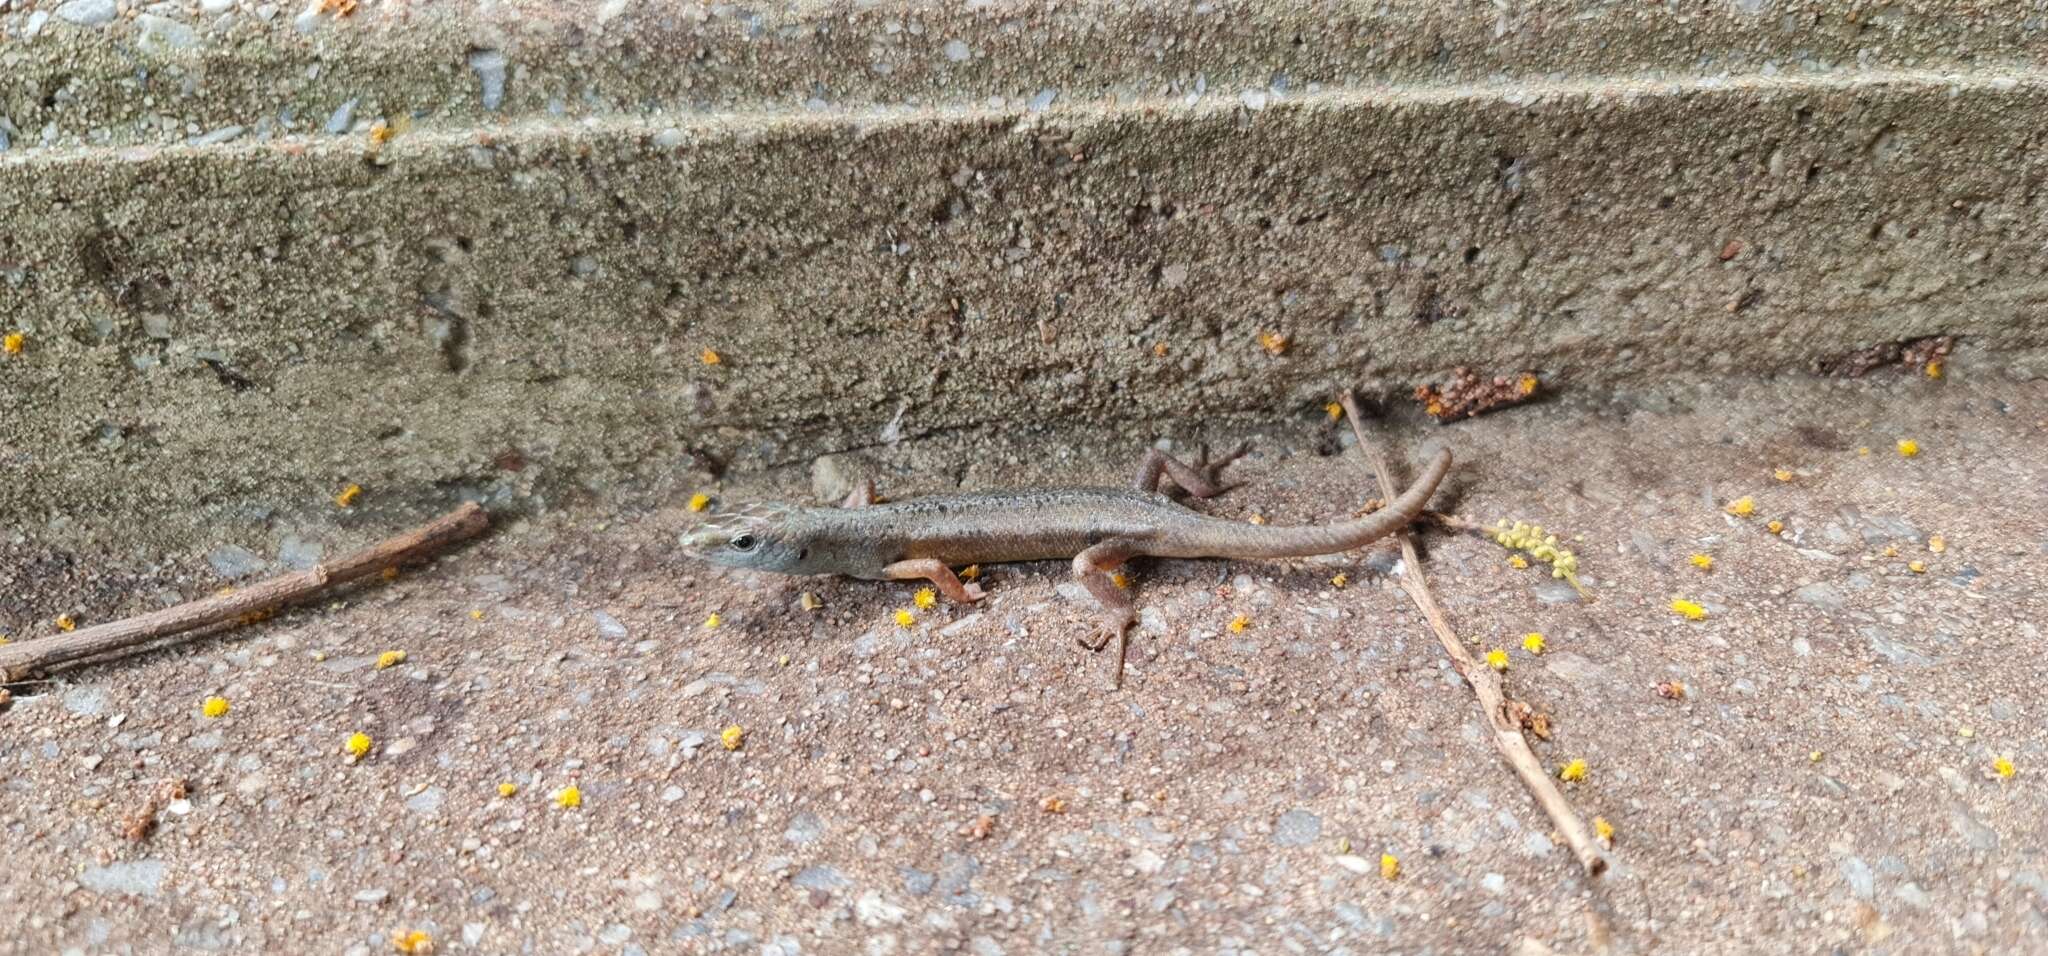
[1339,391,1606,877]
[0,502,489,683]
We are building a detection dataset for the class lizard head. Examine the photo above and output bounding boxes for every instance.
[682,503,810,573]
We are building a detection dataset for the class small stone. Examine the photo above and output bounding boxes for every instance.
[353,888,389,905]
[1521,831,1555,856]
[1949,807,1999,852]
[467,49,508,110]
[1838,857,1875,900]
[200,0,236,12]
[1793,582,1845,609]
[592,611,628,639]
[892,867,947,905]
[136,13,199,51]
[325,98,358,134]
[22,10,51,38]
[404,786,444,816]
[462,924,486,947]
[791,866,847,890]
[942,39,970,61]
[1481,873,1507,894]
[64,686,109,717]
[207,544,267,579]
[598,925,632,945]
[784,812,825,845]
[276,534,322,570]
[55,0,118,25]
[1271,808,1322,847]
[190,125,244,147]
[79,860,166,897]
[660,785,685,803]
[1862,626,1933,666]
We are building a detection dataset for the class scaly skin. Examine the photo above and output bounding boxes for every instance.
[683,443,1452,686]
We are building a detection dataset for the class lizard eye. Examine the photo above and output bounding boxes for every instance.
[729,533,758,552]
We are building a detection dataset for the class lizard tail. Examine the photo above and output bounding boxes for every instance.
[1158,446,1453,560]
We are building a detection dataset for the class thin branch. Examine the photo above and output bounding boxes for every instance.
[1339,391,1606,878]
[1,502,490,683]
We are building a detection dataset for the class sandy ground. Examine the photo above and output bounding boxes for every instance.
[4,373,2046,955]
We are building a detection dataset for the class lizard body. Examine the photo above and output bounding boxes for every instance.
[683,443,1452,685]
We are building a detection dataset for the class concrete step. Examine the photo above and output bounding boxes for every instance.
[2,0,2045,550]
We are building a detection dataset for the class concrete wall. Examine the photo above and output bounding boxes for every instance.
[4,0,2046,553]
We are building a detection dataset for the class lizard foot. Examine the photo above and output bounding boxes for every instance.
[961,582,987,602]
[1194,441,1253,496]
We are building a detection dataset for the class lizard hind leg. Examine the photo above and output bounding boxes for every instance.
[882,558,986,603]
[1070,540,1141,689]
[1131,441,1251,499]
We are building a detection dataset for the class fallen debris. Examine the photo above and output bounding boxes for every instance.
[0,503,489,683]
[1414,367,1540,422]
[1811,334,1953,378]
[1340,391,1606,878]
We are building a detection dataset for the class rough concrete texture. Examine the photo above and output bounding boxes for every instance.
[5,1,2048,553]
[4,376,2045,953]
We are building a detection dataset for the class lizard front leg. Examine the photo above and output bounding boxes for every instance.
[1131,442,1251,499]
[882,558,985,602]
[1070,539,1141,689]
[841,479,877,508]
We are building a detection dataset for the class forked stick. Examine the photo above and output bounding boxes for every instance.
[0,502,489,683]
[1339,391,1606,878]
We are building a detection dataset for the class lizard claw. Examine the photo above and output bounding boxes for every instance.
[962,582,987,602]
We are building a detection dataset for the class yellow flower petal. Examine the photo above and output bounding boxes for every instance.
[1324,402,1343,422]
[1907,561,1927,574]
[1725,496,1755,517]
[1508,554,1529,569]
[1110,572,1129,589]
[721,725,745,751]
[1928,535,1947,554]
[1896,438,1920,457]
[1593,817,1614,844]
[914,587,938,609]
[1228,614,1251,633]
[703,612,722,629]
[1330,572,1348,589]
[497,782,518,797]
[1993,756,2016,779]
[469,609,484,620]
[375,650,407,670]
[1773,469,1793,482]
[393,929,433,954]
[555,784,582,808]
[344,732,373,758]
[55,614,77,632]
[1558,758,1587,782]
[1521,633,1546,654]
[1379,854,1400,880]
[1670,599,1707,621]
[1485,649,1510,671]
[1689,553,1714,570]
[1,332,23,354]
[894,608,915,628]
[1766,519,1784,535]
[334,483,363,508]
[687,493,711,512]
[959,565,981,581]
[700,348,722,366]
[201,696,231,719]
